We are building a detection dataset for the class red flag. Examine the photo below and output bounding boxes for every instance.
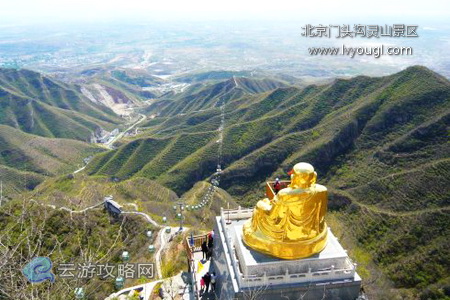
[287,169,294,176]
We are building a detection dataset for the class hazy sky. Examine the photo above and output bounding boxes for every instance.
[1,0,449,23]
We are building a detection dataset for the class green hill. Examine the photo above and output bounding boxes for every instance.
[110,69,165,88]
[173,70,304,86]
[32,174,237,228]
[0,198,155,300]
[85,66,450,298]
[174,70,253,83]
[0,125,104,194]
[89,66,449,195]
[78,67,163,102]
[143,76,287,118]
[0,68,121,140]
[0,177,237,299]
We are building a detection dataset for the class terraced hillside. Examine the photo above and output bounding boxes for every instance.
[85,66,450,298]
[88,66,449,193]
[0,68,121,140]
[143,76,287,118]
[0,125,103,195]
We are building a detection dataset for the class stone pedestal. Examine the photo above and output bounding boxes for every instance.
[212,209,362,300]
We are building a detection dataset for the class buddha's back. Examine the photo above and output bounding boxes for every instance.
[242,163,329,259]
[276,184,327,241]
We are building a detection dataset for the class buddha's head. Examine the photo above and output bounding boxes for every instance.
[290,162,317,188]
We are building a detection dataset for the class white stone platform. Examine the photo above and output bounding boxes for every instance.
[212,208,362,299]
[232,224,358,286]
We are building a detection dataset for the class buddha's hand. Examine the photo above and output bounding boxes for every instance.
[256,198,272,212]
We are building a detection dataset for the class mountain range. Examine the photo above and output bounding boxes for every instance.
[0,65,448,299]
[0,68,123,140]
[84,65,450,298]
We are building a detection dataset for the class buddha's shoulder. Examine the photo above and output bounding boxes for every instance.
[278,188,295,195]
[314,184,327,193]
[279,185,327,195]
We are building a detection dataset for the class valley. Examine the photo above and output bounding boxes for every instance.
[0,64,448,300]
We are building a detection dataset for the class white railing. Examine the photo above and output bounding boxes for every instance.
[218,214,241,293]
[189,259,199,299]
[220,214,244,289]
[240,263,356,288]
[220,206,254,221]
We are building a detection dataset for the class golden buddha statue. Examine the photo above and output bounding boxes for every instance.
[242,162,328,259]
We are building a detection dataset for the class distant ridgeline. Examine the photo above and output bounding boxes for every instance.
[88,66,449,196]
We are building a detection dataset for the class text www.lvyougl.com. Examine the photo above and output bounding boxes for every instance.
[308,45,413,58]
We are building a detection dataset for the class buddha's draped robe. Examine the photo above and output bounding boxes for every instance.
[243,183,328,259]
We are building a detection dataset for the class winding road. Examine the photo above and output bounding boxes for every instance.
[105,114,146,149]
[121,211,159,227]
[73,165,86,174]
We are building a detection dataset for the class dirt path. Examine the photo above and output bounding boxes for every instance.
[332,189,450,217]
[121,211,159,226]
[29,199,104,214]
